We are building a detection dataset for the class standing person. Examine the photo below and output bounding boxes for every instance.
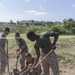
[27,31,60,75]
[15,32,28,70]
[0,27,10,75]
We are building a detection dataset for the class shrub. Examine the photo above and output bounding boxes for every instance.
[52,25,66,34]
[71,27,75,34]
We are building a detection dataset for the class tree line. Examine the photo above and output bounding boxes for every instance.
[0,18,75,34]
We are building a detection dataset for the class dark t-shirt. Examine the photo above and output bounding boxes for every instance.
[34,32,53,54]
[16,38,28,51]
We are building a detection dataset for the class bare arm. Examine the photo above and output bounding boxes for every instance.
[44,32,59,50]
[19,65,28,73]
[50,32,59,50]
[51,32,59,45]
[33,47,40,68]
[17,45,25,58]
[45,32,59,45]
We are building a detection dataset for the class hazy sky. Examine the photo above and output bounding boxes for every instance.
[0,0,75,22]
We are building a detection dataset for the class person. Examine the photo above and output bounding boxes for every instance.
[0,27,10,75]
[19,53,42,75]
[15,32,28,70]
[27,31,60,75]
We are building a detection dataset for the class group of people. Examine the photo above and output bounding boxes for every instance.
[0,27,60,75]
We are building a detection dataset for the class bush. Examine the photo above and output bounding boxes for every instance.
[52,25,66,34]
[71,27,75,34]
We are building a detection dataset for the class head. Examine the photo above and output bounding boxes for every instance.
[15,32,20,40]
[25,53,32,62]
[27,31,37,41]
[3,27,10,37]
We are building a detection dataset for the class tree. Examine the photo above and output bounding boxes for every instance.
[63,18,75,30]
[63,19,67,28]
[17,20,20,25]
[10,20,14,24]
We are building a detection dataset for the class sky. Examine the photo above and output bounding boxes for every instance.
[0,0,75,22]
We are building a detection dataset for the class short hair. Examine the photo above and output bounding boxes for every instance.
[25,53,32,57]
[27,31,35,38]
[15,32,20,37]
[3,27,10,32]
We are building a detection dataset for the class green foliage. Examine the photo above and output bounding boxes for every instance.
[1,18,75,35]
[26,25,52,33]
[63,18,75,30]
[52,25,66,34]
[71,27,75,34]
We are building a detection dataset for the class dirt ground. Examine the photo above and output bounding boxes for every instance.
[4,43,75,75]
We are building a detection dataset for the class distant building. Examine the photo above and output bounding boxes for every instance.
[19,20,34,25]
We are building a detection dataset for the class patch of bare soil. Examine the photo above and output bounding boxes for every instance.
[57,42,75,53]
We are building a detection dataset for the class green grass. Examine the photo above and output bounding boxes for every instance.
[58,38,75,44]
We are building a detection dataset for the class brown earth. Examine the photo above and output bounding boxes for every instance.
[4,43,75,75]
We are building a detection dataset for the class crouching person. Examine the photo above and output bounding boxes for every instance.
[19,53,42,75]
